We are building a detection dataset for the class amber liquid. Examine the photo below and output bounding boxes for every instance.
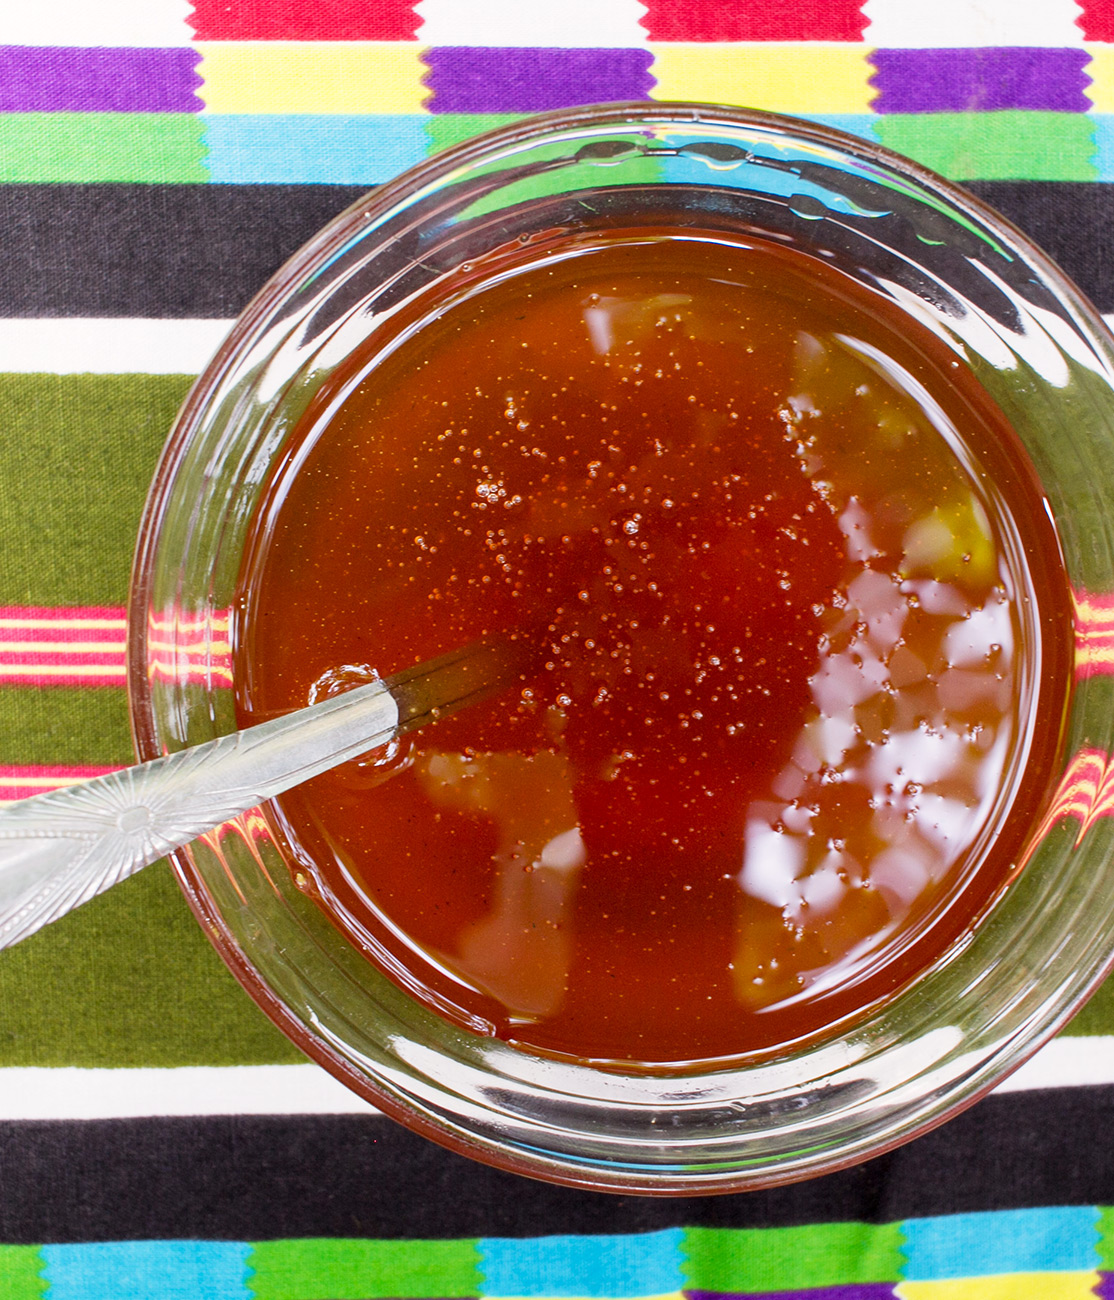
[235,231,1073,1068]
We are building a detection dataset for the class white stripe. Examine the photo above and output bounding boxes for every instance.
[415,0,649,47]
[0,641,125,653]
[0,0,196,47]
[0,1064,380,1120]
[2,315,1111,379]
[992,1035,1114,1093]
[0,663,126,677]
[862,0,1085,47]
[0,318,231,375]
[0,1038,1106,1120]
[0,618,126,629]
[0,774,110,789]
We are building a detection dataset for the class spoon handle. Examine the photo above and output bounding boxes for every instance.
[0,637,520,951]
[0,679,398,951]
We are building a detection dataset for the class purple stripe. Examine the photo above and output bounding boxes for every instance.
[685,1287,898,1300]
[0,46,202,112]
[871,47,1091,114]
[424,46,654,113]
[1097,1273,1114,1300]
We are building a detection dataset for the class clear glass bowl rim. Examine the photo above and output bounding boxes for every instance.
[127,101,1114,1195]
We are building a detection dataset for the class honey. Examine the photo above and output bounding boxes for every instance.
[234,230,1073,1068]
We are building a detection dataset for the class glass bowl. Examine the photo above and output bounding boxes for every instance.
[128,103,1114,1194]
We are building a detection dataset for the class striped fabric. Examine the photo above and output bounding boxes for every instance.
[7,0,1114,183]
[2,1207,1114,1297]
[4,2,1114,1298]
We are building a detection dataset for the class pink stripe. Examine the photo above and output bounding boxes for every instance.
[0,629,126,643]
[0,763,122,801]
[0,652,124,666]
[1075,589,1114,678]
[0,671,126,687]
[0,763,120,779]
[0,606,234,687]
[0,605,126,622]
[147,634,230,648]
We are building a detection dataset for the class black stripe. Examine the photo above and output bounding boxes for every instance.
[0,1086,1110,1243]
[0,184,367,318]
[0,182,1111,319]
[966,181,1114,317]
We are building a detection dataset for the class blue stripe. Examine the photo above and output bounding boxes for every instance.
[901,1207,1100,1280]
[42,1241,250,1300]
[799,114,881,144]
[479,1228,684,1297]
[202,114,428,184]
[1090,114,1114,180]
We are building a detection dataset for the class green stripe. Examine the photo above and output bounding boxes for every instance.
[248,1239,481,1300]
[0,860,301,1067]
[0,373,294,1067]
[1099,1207,1114,1268]
[681,1223,905,1291]
[0,374,191,605]
[0,687,132,765]
[0,1246,46,1299]
[0,113,207,183]
[875,111,1097,182]
[423,112,525,156]
[1063,971,1114,1036]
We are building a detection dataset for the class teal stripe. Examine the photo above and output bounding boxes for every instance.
[901,1207,1100,1280]
[800,113,880,143]
[203,114,428,183]
[1090,113,1114,180]
[41,1241,251,1300]
[479,1229,684,1297]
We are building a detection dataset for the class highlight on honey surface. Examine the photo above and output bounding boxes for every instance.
[234,230,1074,1068]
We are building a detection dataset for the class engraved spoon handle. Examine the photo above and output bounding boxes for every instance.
[0,639,521,951]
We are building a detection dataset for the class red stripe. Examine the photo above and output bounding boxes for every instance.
[1022,746,1114,868]
[0,629,125,644]
[0,764,121,778]
[0,607,128,686]
[188,0,420,40]
[0,607,233,687]
[641,0,868,41]
[0,764,122,802]
[0,652,123,666]
[0,671,125,687]
[1078,0,1114,40]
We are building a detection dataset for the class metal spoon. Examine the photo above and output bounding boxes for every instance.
[0,637,530,952]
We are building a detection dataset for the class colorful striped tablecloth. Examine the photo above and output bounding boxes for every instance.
[4,0,1114,1296]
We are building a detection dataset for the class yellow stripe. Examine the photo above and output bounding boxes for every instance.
[0,617,126,630]
[148,659,234,683]
[196,41,428,113]
[1085,44,1114,111]
[145,640,232,655]
[0,641,125,654]
[0,663,126,677]
[897,1272,1101,1300]
[649,42,875,114]
[147,616,230,631]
